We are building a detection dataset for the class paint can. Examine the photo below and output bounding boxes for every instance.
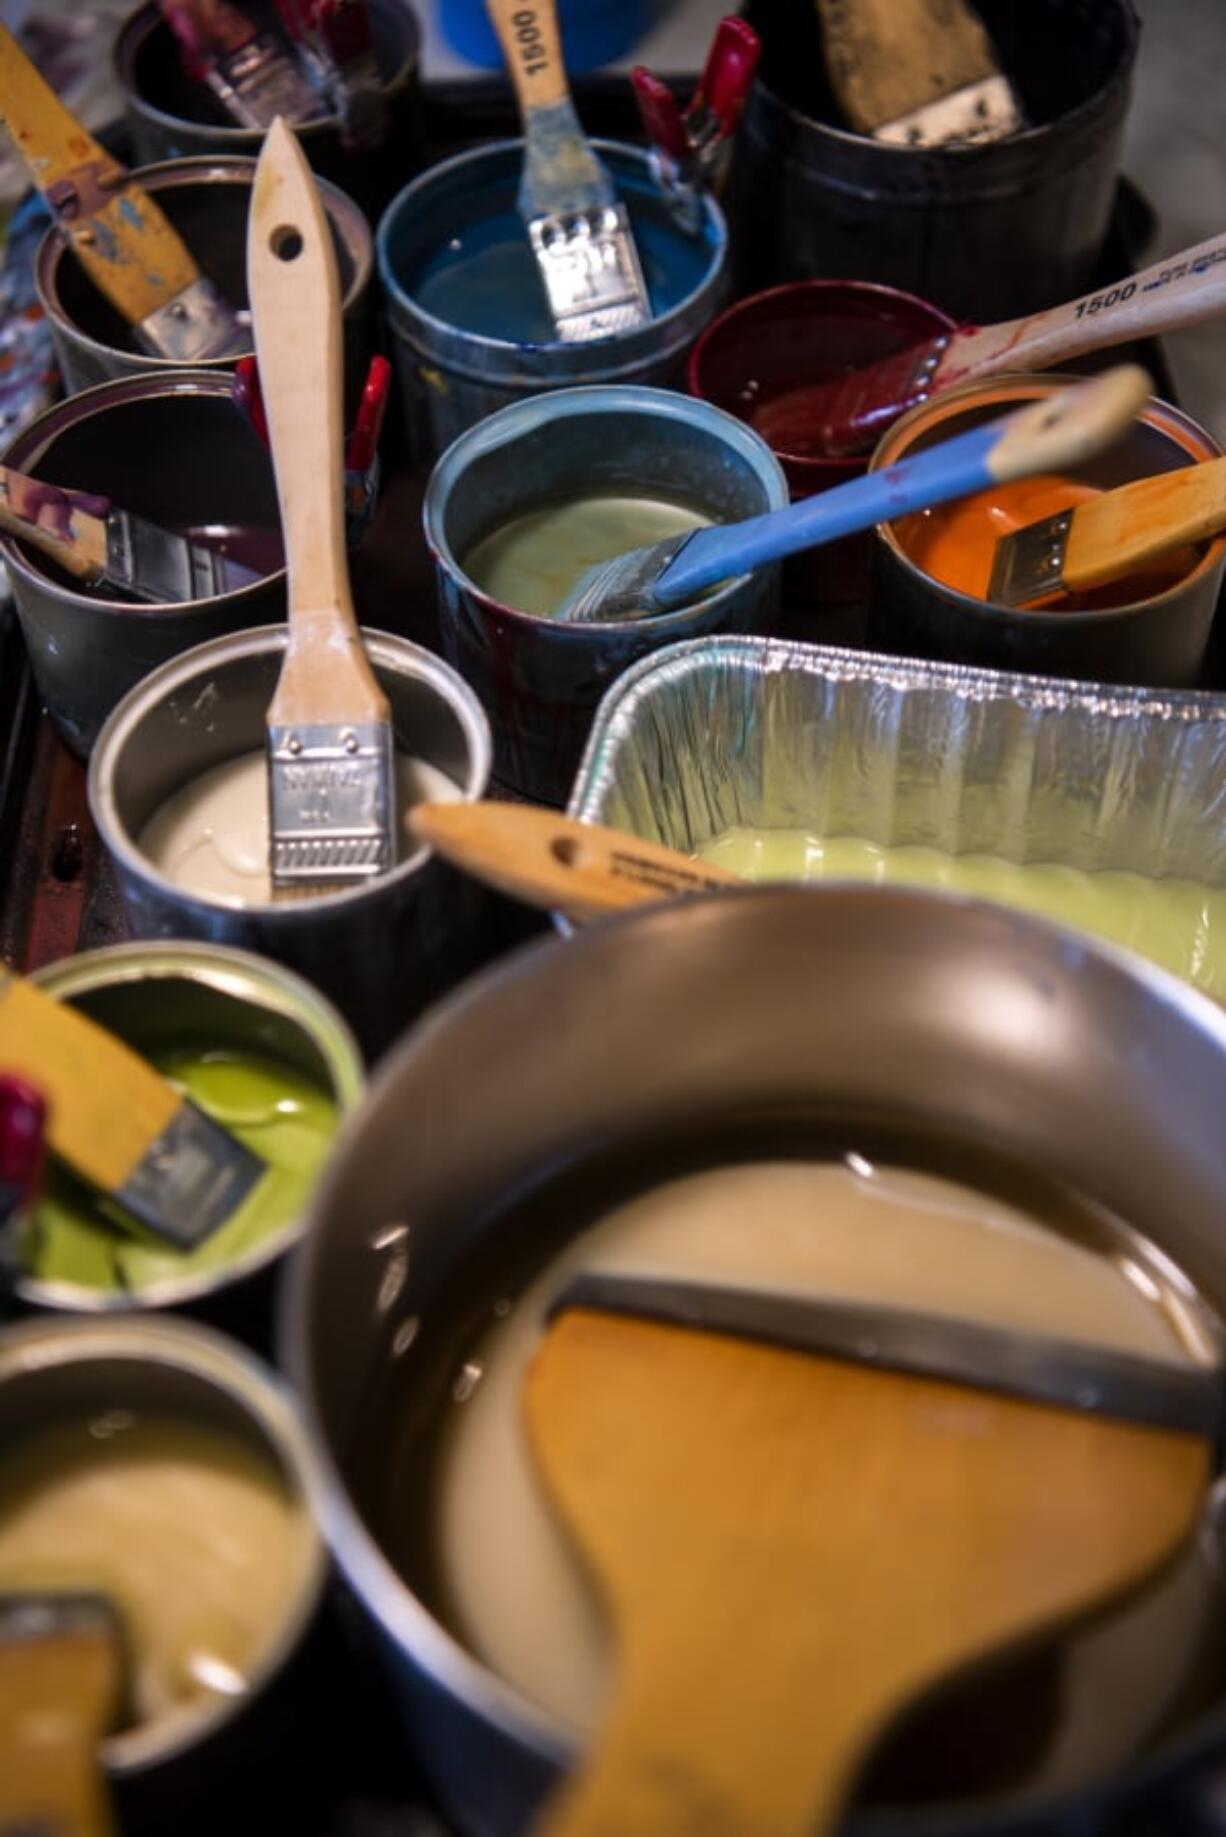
[379,140,728,463]
[88,625,494,1060]
[867,373,1226,687]
[0,1313,327,1837]
[14,941,363,1346]
[35,156,373,401]
[687,279,957,637]
[114,0,422,221]
[422,385,789,803]
[0,371,284,759]
[729,0,1139,322]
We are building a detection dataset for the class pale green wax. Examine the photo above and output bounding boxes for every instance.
[462,494,710,618]
[697,828,1226,999]
[22,1045,338,1293]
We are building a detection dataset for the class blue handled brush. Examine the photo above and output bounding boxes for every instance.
[555,367,1152,625]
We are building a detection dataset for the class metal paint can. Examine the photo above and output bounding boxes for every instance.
[423,385,789,803]
[0,1313,327,1836]
[687,279,958,636]
[283,887,1226,1836]
[0,370,284,759]
[14,941,363,1343]
[378,140,728,463]
[87,625,494,1059]
[114,0,422,222]
[868,373,1226,687]
[35,156,373,400]
[729,0,1139,322]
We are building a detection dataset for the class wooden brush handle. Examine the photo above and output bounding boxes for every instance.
[248,119,386,726]
[0,1624,119,1837]
[486,0,570,113]
[407,801,741,920]
[0,22,198,325]
[948,232,1226,384]
[1062,456,1226,592]
[0,465,108,581]
[0,967,180,1200]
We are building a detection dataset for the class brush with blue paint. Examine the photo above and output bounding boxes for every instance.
[486,0,651,343]
[555,366,1151,625]
[0,21,247,364]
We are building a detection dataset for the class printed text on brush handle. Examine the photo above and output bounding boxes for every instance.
[508,8,549,78]
[1073,244,1226,319]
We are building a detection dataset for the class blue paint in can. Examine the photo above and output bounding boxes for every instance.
[378,141,728,460]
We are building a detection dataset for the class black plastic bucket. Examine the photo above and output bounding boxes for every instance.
[729,0,1139,322]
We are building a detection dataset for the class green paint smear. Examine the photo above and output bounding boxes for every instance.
[698,829,1226,1000]
[22,1044,338,1294]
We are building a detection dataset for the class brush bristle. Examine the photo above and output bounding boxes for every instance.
[752,338,948,459]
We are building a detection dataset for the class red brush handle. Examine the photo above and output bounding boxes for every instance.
[232,354,269,447]
[346,354,390,473]
[631,66,690,161]
[693,16,760,132]
[157,0,255,70]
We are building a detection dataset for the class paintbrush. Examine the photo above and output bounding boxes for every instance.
[485,0,651,343]
[249,117,394,891]
[987,456,1226,609]
[409,800,742,922]
[0,1592,127,1837]
[754,229,1226,459]
[0,465,264,602]
[0,21,247,365]
[0,967,265,1250]
[814,0,1023,148]
[553,366,1149,625]
[158,0,327,131]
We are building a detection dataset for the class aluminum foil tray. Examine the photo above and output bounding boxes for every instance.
[569,637,1226,884]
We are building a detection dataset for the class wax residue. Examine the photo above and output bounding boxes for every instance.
[411,199,710,344]
[22,1045,338,1293]
[696,827,1226,999]
[462,493,710,618]
[138,751,460,906]
[434,1158,1209,1734]
[0,1412,314,1735]
[894,473,1201,608]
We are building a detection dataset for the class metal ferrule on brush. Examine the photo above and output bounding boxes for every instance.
[138,275,250,364]
[104,508,236,604]
[820,336,951,458]
[560,530,697,625]
[987,508,1073,606]
[116,1102,264,1250]
[268,720,395,887]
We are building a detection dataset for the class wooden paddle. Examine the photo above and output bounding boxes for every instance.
[525,1308,1210,1837]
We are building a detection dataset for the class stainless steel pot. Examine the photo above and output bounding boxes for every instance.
[34,156,372,399]
[0,1313,326,1835]
[0,370,283,758]
[88,624,494,1060]
[283,888,1226,1836]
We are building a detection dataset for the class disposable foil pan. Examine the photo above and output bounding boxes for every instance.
[568,636,1226,884]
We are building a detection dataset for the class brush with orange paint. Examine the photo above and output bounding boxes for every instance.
[985,459,1226,610]
[753,231,1226,460]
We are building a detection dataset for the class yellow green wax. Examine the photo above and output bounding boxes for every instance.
[462,494,711,618]
[22,1044,338,1293]
[696,828,1226,999]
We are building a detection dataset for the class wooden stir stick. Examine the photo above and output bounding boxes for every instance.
[525,1309,1210,1837]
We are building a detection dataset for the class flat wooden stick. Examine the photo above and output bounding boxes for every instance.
[1059,458,1226,591]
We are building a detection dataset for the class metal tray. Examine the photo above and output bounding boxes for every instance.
[570,636,1226,885]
